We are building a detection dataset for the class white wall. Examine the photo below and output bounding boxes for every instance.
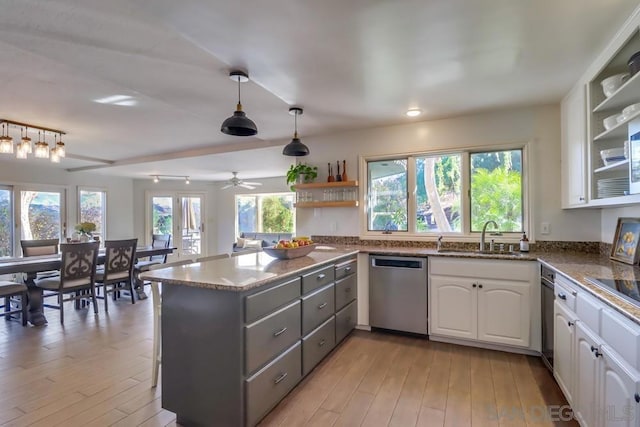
[0,159,134,240]
[601,206,640,244]
[292,104,601,241]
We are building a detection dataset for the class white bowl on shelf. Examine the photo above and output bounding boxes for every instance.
[603,113,621,130]
[600,147,626,166]
[622,103,640,120]
[601,73,630,97]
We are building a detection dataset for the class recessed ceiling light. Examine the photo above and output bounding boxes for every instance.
[406,109,422,117]
[94,95,137,106]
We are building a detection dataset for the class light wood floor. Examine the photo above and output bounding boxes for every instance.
[0,298,576,427]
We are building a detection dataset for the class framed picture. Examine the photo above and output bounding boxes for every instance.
[610,217,640,264]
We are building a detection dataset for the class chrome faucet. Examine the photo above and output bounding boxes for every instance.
[437,235,443,251]
[480,220,499,252]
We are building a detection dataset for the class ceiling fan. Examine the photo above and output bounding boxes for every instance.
[221,172,263,190]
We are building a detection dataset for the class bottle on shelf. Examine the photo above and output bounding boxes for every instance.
[520,232,530,253]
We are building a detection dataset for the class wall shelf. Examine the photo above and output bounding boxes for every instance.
[593,159,629,173]
[292,180,358,190]
[294,200,359,208]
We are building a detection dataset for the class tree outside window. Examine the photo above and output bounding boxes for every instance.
[236,193,295,234]
[79,189,106,241]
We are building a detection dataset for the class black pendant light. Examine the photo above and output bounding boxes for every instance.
[282,107,309,156]
[221,70,258,136]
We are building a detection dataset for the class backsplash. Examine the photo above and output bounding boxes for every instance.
[311,235,605,254]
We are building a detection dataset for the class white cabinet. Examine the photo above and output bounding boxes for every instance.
[600,346,640,427]
[561,84,588,208]
[430,276,476,340]
[574,321,602,427]
[477,279,531,347]
[554,300,576,405]
[429,258,537,350]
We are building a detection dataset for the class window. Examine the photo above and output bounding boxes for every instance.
[20,190,63,240]
[152,196,173,235]
[470,149,523,232]
[365,146,526,237]
[236,193,295,234]
[0,186,13,258]
[78,188,107,242]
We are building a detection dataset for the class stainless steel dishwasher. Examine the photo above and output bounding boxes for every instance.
[369,255,428,335]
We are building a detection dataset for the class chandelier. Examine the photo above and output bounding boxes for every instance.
[0,119,66,163]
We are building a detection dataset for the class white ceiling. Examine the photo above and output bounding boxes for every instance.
[0,0,637,181]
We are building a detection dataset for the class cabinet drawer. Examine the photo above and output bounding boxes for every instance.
[335,274,357,311]
[601,308,640,368]
[555,274,578,312]
[246,341,302,427]
[245,277,301,323]
[302,265,335,294]
[302,283,335,335]
[336,299,357,343]
[576,291,602,335]
[335,258,357,281]
[245,300,301,375]
[303,316,336,376]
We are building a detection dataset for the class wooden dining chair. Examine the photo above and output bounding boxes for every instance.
[134,234,171,293]
[35,242,100,324]
[95,239,137,311]
[0,281,28,326]
[148,258,195,387]
[20,239,59,257]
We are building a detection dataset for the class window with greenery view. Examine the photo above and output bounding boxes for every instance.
[366,146,525,235]
[236,193,295,234]
[367,159,407,231]
[79,189,106,242]
[0,187,13,258]
[20,190,62,241]
[152,196,173,235]
[470,149,522,232]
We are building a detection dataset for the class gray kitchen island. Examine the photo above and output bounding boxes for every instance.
[140,247,359,427]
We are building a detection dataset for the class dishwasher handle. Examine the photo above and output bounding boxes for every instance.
[371,258,423,269]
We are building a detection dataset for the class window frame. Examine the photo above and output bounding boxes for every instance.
[14,184,67,250]
[360,142,530,242]
[234,192,296,237]
[77,186,107,243]
[0,185,14,258]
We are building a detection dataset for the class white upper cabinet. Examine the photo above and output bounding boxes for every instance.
[561,84,588,207]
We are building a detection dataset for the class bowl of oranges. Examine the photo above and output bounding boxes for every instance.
[263,237,316,259]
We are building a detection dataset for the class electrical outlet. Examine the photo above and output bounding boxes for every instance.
[541,222,550,235]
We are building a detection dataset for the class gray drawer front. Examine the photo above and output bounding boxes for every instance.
[335,274,357,311]
[336,300,357,343]
[302,283,335,335]
[245,277,301,323]
[245,300,301,375]
[335,258,357,281]
[303,316,336,376]
[302,265,335,294]
[246,341,302,427]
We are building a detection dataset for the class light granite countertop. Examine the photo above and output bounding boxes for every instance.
[141,243,640,324]
[140,246,358,292]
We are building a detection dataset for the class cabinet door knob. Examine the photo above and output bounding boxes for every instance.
[579,197,585,201]
[472,283,477,288]
[635,393,640,403]
[568,321,575,327]
[478,284,483,289]
[558,293,567,300]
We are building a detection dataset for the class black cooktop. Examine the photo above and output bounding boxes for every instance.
[585,277,640,307]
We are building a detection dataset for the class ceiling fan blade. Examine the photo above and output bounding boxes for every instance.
[242,181,262,186]
[221,184,233,189]
[240,184,256,190]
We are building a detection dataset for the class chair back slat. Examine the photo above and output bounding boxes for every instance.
[21,239,59,257]
[59,242,99,289]
[104,239,138,282]
[149,234,171,263]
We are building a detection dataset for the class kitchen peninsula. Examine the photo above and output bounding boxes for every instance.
[141,247,359,427]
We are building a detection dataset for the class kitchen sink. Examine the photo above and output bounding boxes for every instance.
[436,249,524,257]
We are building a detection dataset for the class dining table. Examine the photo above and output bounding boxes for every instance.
[0,245,175,326]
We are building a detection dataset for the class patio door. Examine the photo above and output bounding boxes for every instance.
[146,192,206,259]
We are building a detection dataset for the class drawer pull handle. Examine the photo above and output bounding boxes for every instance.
[345,287,351,292]
[568,321,575,327]
[273,327,287,337]
[558,293,567,300]
[571,291,577,296]
[318,302,328,309]
[274,372,288,384]
[345,267,352,272]
[319,339,326,347]
[635,393,640,403]
[317,274,326,280]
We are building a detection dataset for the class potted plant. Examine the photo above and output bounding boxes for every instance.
[286,163,318,191]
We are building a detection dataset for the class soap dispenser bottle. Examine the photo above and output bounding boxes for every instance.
[520,232,530,253]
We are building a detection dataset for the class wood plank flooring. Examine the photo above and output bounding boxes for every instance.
[0,298,577,426]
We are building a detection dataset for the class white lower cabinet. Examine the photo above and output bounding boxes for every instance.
[554,300,576,405]
[551,273,640,427]
[429,258,536,349]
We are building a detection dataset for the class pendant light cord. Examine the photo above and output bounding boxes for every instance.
[294,110,298,138]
